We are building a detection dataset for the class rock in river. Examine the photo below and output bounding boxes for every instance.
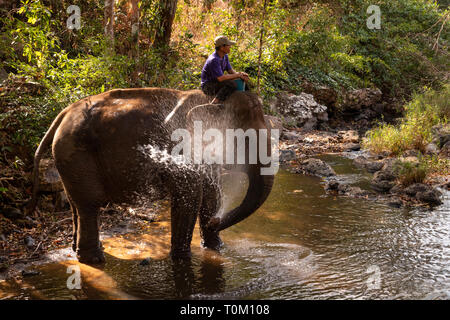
[371,170,396,193]
[416,190,443,206]
[280,149,296,163]
[298,158,336,177]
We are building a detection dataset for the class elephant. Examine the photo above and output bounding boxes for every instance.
[29,88,275,264]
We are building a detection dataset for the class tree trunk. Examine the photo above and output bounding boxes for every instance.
[129,0,139,59]
[104,0,115,50]
[235,0,245,33]
[203,0,214,12]
[153,0,178,49]
[256,0,268,94]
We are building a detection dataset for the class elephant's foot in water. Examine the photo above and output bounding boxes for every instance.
[72,238,103,252]
[76,245,105,264]
[170,248,193,260]
[201,231,224,251]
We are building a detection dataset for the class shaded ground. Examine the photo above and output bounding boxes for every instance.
[0,199,165,279]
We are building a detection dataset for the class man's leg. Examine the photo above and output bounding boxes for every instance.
[215,80,237,102]
[202,81,237,104]
[202,82,221,104]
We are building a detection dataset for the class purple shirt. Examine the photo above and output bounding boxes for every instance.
[201,52,232,87]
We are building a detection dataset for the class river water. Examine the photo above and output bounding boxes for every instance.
[1,155,449,299]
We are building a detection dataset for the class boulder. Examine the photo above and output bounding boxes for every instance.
[282,131,299,141]
[425,143,439,155]
[439,141,450,158]
[390,184,405,194]
[302,82,337,107]
[264,115,283,131]
[404,183,431,197]
[280,149,296,163]
[353,156,384,172]
[325,179,340,191]
[344,143,361,152]
[272,92,328,131]
[371,170,396,193]
[439,134,450,147]
[340,130,360,143]
[299,158,336,177]
[340,88,382,113]
[365,160,384,173]
[325,180,372,197]
[416,189,442,206]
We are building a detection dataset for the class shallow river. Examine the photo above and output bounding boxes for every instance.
[1,155,449,299]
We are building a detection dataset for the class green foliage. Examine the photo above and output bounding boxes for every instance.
[394,159,428,186]
[393,154,449,186]
[363,84,450,155]
[0,0,448,161]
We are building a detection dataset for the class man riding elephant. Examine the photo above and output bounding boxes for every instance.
[201,35,250,105]
[28,87,276,264]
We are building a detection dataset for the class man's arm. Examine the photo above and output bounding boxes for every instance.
[218,69,249,82]
[217,72,241,82]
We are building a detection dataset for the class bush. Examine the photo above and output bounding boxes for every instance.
[394,160,428,186]
[363,84,450,155]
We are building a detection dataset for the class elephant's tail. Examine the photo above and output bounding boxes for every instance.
[26,110,67,216]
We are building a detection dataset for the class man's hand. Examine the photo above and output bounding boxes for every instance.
[238,72,250,82]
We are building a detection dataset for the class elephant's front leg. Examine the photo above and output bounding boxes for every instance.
[199,168,223,250]
[169,172,203,259]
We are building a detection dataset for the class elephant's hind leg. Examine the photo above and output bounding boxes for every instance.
[57,155,106,264]
[66,191,78,252]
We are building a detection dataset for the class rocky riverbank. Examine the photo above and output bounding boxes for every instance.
[265,88,449,209]
[276,127,449,208]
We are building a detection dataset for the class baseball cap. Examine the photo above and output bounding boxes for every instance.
[214,35,236,47]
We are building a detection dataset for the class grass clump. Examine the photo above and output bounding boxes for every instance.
[363,84,450,155]
[393,155,449,186]
[394,160,428,186]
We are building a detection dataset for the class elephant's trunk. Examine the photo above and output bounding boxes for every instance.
[209,165,274,231]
